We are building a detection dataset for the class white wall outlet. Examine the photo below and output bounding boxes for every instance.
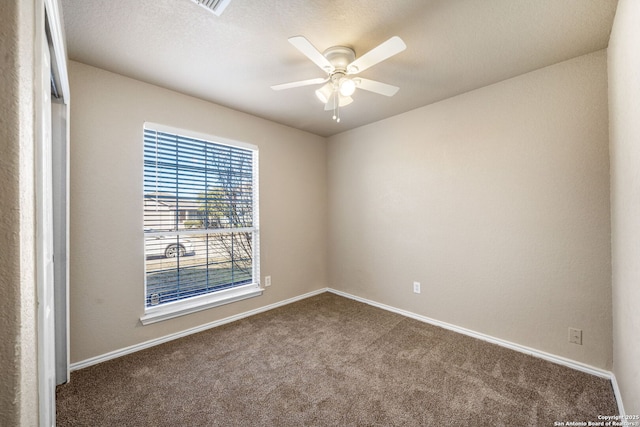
[264,275,271,287]
[568,327,582,345]
[413,281,421,294]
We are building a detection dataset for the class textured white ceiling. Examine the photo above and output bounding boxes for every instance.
[60,0,618,137]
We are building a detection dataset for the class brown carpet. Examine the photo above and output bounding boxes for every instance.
[56,293,617,426]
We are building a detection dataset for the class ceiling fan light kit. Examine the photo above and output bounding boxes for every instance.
[271,35,406,123]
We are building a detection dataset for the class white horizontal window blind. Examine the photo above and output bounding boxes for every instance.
[143,125,259,309]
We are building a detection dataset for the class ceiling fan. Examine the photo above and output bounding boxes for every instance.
[271,35,407,122]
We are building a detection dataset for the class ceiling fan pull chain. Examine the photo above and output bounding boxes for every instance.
[333,92,341,123]
[332,90,337,121]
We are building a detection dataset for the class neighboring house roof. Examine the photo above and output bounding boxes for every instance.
[144,192,201,210]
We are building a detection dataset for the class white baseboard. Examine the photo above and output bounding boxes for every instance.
[610,373,626,416]
[70,288,328,371]
[327,289,613,380]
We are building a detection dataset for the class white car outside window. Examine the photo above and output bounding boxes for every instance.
[145,235,196,259]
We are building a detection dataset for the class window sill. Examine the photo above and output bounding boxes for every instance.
[140,284,263,325]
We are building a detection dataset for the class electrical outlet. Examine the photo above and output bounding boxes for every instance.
[568,327,582,345]
[413,281,421,294]
[264,276,271,287]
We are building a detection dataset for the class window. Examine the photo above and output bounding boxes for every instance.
[141,123,260,324]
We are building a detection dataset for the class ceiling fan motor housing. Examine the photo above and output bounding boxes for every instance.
[323,46,356,72]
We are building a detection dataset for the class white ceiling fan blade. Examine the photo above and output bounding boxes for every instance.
[288,36,334,73]
[271,77,328,91]
[347,36,406,74]
[356,78,399,97]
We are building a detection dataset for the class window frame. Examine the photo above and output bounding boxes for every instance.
[140,123,261,325]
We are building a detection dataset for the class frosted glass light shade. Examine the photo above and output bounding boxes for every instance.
[339,78,356,97]
[315,83,333,103]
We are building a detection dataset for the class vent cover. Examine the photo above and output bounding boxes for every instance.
[190,0,231,16]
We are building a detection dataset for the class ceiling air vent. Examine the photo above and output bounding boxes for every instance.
[190,0,232,16]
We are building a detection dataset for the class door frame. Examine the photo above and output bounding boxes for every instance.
[36,0,70,424]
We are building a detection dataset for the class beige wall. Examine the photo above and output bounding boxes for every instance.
[0,0,39,425]
[608,0,640,415]
[68,61,327,363]
[328,51,612,369]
